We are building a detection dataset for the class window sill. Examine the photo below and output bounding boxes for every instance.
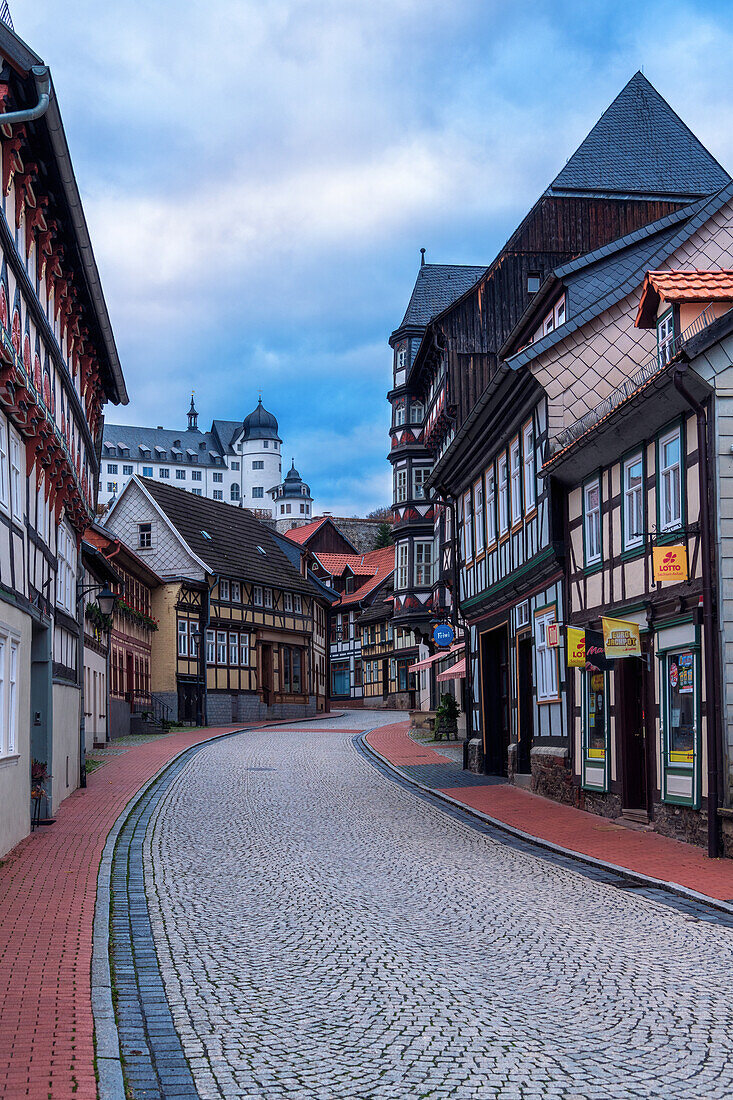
[0,753,19,769]
[584,561,603,576]
[524,506,537,522]
[656,528,685,546]
[621,545,645,562]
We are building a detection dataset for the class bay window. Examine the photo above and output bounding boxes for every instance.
[414,540,433,586]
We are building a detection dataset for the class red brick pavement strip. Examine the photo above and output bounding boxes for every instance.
[0,722,275,1100]
[365,721,733,906]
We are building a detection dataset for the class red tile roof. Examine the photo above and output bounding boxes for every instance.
[284,518,329,545]
[337,546,395,607]
[312,552,369,576]
[636,269,733,327]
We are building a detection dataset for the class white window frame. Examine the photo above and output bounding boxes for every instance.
[231,581,241,602]
[394,404,406,427]
[138,523,152,549]
[253,585,263,607]
[9,430,21,521]
[284,592,293,612]
[7,638,17,755]
[177,619,188,657]
[414,539,433,587]
[510,437,521,525]
[216,630,227,664]
[396,542,408,590]
[0,419,8,511]
[229,631,238,665]
[413,466,430,499]
[659,428,682,532]
[462,491,473,561]
[264,588,273,609]
[485,466,496,545]
[658,310,675,367]
[206,629,215,665]
[293,594,302,614]
[522,422,535,513]
[497,452,509,536]
[394,467,407,504]
[584,479,602,565]
[410,401,424,423]
[240,633,249,666]
[473,481,484,553]
[623,452,644,550]
[535,608,559,702]
[219,579,230,601]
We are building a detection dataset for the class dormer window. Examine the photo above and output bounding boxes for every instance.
[657,310,675,366]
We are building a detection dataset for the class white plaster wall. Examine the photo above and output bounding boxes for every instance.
[51,682,81,815]
[0,602,31,859]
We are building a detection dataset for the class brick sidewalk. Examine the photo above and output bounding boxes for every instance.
[365,721,733,904]
[0,724,256,1100]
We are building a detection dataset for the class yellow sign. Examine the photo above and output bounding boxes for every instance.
[567,627,586,667]
[602,616,641,658]
[653,545,688,583]
[670,749,694,764]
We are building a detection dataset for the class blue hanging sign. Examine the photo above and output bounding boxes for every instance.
[433,623,455,648]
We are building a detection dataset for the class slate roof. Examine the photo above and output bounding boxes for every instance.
[103,423,227,467]
[395,264,487,333]
[137,477,313,594]
[547,72,730,199]
[508,180,733,372]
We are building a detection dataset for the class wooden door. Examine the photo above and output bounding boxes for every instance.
[516,635,534,774]
[616,656,647,813]
[126,653,134,710]
[481,627,510,777]
[261,644,273,706]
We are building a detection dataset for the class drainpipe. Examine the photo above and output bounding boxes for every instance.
[673,366,721,859]
[1,67,51,125]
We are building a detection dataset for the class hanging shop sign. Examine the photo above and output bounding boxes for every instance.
[601,616,641,659]
[584,629,613,672]
[652,545,688,584]
[432,623,455,648]
[567,626,586,667]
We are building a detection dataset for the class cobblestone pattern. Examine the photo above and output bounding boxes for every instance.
[143,713,733,1099]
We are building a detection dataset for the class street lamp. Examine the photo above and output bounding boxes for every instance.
[190,627,204,726]
[96,585,117,618]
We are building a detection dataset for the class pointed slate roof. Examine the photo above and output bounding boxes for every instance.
[394,264,487,334]
[548,72,729,200]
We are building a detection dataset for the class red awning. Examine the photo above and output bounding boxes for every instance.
[436,657,466,681]
[408,652,445,672]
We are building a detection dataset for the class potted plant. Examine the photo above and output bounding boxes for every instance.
[31,759,49,828]
[433,693,459,740]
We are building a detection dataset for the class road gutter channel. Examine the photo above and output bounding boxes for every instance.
[356,733,733,921]
[92,712,348,1100]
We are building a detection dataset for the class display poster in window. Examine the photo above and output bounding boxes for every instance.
[587,672,606,759]
[668,651,695,764]
[652,545,688,584]
[547,622,560,648]
[601,616,641,658]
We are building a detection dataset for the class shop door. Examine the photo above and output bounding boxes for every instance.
[126,653,134,709]
[616,656,647,813]
[481,627,510,777]
[261,644,273,706]
[382,658,389,699]
[516,635,534,774]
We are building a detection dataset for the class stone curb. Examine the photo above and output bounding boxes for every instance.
[358,732,733,918]
[92,711,347,1100]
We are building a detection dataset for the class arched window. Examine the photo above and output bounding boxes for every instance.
[230,484,240,501]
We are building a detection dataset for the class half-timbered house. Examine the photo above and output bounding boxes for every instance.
[325,546,396,703]
[105,477,331,723]
[0,25,127,856]
[390,72,730,720]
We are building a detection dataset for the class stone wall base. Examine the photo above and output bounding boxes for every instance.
[207,692,317,725]
[652,801,709,850]
[530,747,575,806]
[578,789,623,819]
[466,738,485,774]
[151,692,179,725]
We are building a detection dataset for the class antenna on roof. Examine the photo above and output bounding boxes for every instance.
[420,247,426,267]
[0,2,14,30]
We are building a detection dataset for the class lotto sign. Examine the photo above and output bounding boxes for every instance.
[601,616,641,659]
[547,622,560,648]
[653,545,688,583]
[567,626,586,667]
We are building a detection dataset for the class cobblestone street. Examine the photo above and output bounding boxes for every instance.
[133,713,733,1099]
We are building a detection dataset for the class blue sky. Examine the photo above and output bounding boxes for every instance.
[12,0,733,514]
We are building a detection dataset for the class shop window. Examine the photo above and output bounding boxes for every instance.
[535,608,558,701]
[281,646,302,693]
[666,651,696,767]
[586,671,608,761]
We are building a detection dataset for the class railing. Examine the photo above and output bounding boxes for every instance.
[553,304,716,453]
[129,692,172,729]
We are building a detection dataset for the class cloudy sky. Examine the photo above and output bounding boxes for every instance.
[12,0,733,514]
